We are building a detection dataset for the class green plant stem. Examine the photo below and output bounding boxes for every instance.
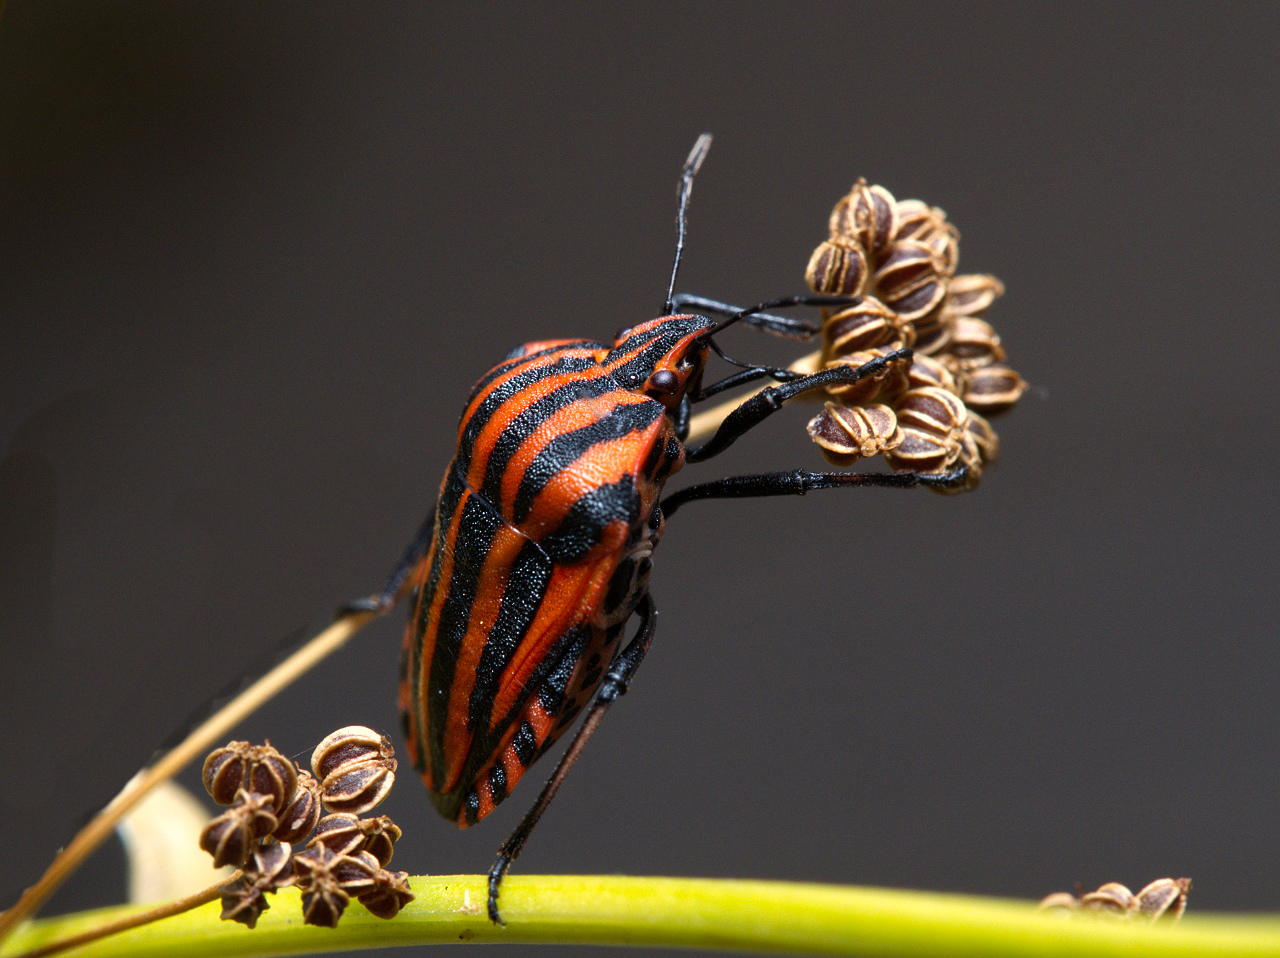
[5,875,1280,958]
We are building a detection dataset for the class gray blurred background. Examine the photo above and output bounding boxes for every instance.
[2,2,1277,954]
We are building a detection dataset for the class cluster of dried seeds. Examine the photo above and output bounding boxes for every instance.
[199,727,413,929]
[804,179,1027,490]
[1039,878,1191,922]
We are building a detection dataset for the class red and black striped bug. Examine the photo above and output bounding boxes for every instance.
[346,134,965,923]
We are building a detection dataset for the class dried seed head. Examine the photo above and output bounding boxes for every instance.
[962,363,1028,414]
[1133,878,1190,921]
[322,762,397,815]
[822,296,913,358]
[300,879,348,928]
[359,870,415,920]
[220,876,270,929]
[309,813,367,857]
[202,741,297,814]
[806,402,902,466]
[294,844,381,928]
[1080,882,1134,915]
[359,816,403,868]
[312,727,396,782]
[821,347,911,405]
[199,790,279,868]
[829,180,897,263]
[805,237,868,297]
[945,317,1005,371]
[273,771,324,843]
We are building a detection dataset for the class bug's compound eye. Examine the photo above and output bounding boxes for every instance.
[645,370,680,396]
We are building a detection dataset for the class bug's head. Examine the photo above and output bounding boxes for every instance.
[606,314,714,409]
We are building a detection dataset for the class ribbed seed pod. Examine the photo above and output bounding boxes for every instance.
[293,845,381,928]
[199,790,279,868]
[1038,892,1080,914]
[359,870,415,920]
[321,762,397,815]
[821,347,911,405]
[806,402,902,466]
[312,727,395,782]
[966,412,999,461]
[894,386,968,442]
[202,741,297,815]
[893,199,959,277]
[906,354,960,394]
[1081,882,1135,915]
[829,179,897,264]
[883,428,959,474]
[962,363,1027,413]
[219,877,269,929]
[872,241,948,323]
[805,237,867,297]
[821,296,913,358]
[943,272,1004,318]
[309,812,367,856]
[945,317,1005,371]
[360,816,403,868]
[273,771,323,843]
[1133,878,1191,921]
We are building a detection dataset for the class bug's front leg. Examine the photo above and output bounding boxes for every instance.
[487,594,659,925]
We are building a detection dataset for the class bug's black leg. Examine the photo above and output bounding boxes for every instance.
[334,505,437,618]
[685,350,912,463]
[670,293,820,340]
[694,365,804,401]
[674,394,692,442]
[488,594,659,925]
[660,467,968,518]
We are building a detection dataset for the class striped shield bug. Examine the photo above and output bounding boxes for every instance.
[346,134,967,923]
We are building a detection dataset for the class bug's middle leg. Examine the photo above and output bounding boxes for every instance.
[686,351,912,463]
[335,504,436,618]
[487,593,659,925]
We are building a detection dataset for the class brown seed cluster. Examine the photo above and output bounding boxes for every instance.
[198,728,412,929]
[1039,878,1191,922]
[804,179,1027,490]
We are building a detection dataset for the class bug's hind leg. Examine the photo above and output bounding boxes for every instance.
[660,467,968,519]
[335,505,436,618]
[487,593,659,926]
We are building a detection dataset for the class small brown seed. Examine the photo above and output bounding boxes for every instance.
[322,762,397,815]
[202,741,297,814]
[963,363,1027,414]
[199,790,278,868]
[892,200,958,277]
[805,238,867,297]
[822,296,913,358]
[829,180,897,263]
[946,317,1005,371]
[309,813,367,857]
[274,771,324,843]
[1133,878,1190,921]
[359,870,415,920]
[822,348,911,405]
[312,727,396,782]
[807,402,902,466]
[360,816,403,868]
[894,386,969,442]
[220,876,270,929]
[942,273,1005,318]
[203,741,253,806]
[966,412,1000,462]
[1080,882,1134,915]
[905,354,959,394]
[246,841,295,889]
[885,427,961,475]
[1038,891,1080,914]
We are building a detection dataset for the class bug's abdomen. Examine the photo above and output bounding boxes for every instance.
[400,340,684,826]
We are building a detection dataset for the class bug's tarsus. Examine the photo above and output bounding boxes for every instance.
[487,594,659,925]
[334,505,437,619]
[660,467,969,518]
[664,133,714,315]
[685,347,910,463]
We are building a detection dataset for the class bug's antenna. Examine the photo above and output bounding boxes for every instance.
[664,133,713,315]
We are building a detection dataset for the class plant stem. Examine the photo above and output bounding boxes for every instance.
[8,874,241,958]
[5,875,1280,958]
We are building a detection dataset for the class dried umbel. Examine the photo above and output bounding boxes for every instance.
[200,729,412,931]
[1039,878,1191,922]
[802,178,1023,489]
